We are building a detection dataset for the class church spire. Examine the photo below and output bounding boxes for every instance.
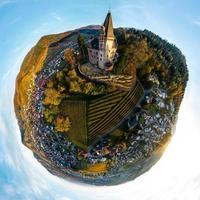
[103,11,114,39]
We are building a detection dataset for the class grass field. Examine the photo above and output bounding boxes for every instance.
[85,162,108,173]
[61,99,88,149]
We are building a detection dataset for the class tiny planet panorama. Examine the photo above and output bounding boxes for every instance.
[14,11,188,185]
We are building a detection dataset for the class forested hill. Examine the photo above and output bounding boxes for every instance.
[114,28,188,112]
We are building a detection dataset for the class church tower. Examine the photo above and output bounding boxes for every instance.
[100,11,117,70]
[88,11,117,70]
[98,26,106,68]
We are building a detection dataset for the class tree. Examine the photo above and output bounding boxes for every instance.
[69,81,81,93]
[83,82,94,94]
[46,79,54,88]
[67,69,77,79]
[43,105,59,123]
[126,39,153,69]
[91,85,106,95]
[77,34,85,47]
[77,34,88,63]
[43,88,62,106]
[115,28,127,45]
[54,115,71,133]
[44,108,54,123]
[64,49,76,67]
[114,38,153,76]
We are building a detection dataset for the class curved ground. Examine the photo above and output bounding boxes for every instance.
[14,26,188,185]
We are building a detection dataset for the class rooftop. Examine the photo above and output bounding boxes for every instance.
[103,11,115,39]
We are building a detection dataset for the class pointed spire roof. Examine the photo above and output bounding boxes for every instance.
[103,11,114,38]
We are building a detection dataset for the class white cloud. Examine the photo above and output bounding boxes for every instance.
[52,12,62,22]
[193,20,200,26]
[3,184,15,194]
[0,0,16,7]
[59,198,73,200]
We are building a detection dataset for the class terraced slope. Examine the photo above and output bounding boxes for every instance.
[88,80,144,144]
[88,90,127,127]
[63,81,144,148]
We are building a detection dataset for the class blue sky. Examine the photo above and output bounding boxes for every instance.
[0,0,200,200]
